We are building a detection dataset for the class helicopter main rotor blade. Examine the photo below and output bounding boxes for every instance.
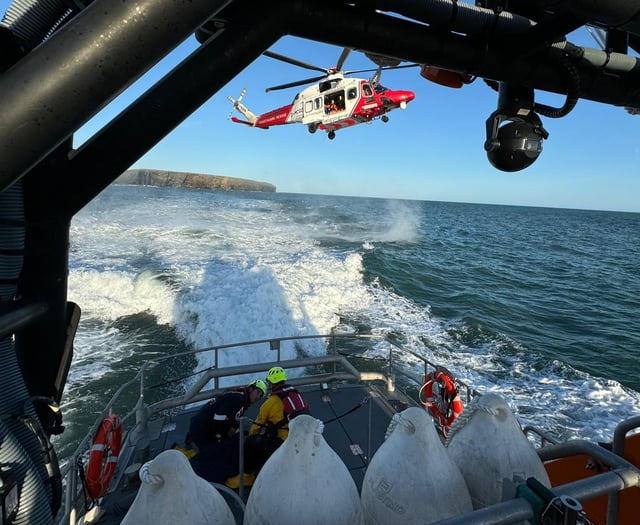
[335,47,352,72]
[384,63,422,70]
[263,51,328,74]
[265,74,328,93]
[344,64,421,76]
[343,67,382,76]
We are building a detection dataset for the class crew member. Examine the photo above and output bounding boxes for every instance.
[188,379,266,449]
[245,366,309,473]
[189,379,266,484]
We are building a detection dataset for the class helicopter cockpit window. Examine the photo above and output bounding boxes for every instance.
[363,84,373,97]
[324,91,346,114]
[347,87,357,100]
[374,84,387,94]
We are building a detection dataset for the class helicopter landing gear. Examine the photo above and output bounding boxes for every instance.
[381,115,389,123]
[328,131,336,140]
[308,123,317,134]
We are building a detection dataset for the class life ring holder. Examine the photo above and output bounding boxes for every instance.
[85,413,122,500]
[419,369,463,431]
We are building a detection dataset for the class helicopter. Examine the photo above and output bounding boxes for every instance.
[227,49,417,139]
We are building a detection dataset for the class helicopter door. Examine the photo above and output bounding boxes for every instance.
[324,90,346,114]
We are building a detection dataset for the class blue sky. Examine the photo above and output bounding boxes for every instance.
[3,2,639,212]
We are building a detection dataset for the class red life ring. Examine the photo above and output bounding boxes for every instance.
[86,414,122,500]
[419,370,463,430]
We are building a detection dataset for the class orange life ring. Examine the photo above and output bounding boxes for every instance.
[419,370,463,430]
[86,414,122,500]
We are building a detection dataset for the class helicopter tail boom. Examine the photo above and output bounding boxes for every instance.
[230,116,262,127]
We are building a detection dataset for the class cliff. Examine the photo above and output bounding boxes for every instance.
[115,169,276,193]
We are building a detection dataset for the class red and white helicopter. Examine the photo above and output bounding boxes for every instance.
[227,49,417,139]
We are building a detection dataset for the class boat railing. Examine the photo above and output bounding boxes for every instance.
[128,332,481,441]
[86,331,475,430]
[607,415,640,524]
[57,331,464,523]
[56,333,640,525]
[523,425,559,446]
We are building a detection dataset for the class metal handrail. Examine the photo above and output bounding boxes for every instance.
[434,440,640,525]
[523,425,559,447]
[607,416,640,524]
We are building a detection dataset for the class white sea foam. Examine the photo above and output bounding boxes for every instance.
[66,186,640,444]
[69,269,177,324]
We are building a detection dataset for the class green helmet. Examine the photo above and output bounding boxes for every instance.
[249,379,267,396]
[266,366,287,384]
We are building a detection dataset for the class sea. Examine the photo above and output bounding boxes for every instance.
[53,184,640,462]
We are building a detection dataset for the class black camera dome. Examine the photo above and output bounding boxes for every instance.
[486,120,544,172]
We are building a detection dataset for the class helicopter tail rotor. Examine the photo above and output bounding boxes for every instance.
[227,88,258,125]
[227,88,246,119]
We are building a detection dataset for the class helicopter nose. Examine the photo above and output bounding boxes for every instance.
[401,90,416,103]
[392,90,415,109]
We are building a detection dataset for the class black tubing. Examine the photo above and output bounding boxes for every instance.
[0,183,58,524]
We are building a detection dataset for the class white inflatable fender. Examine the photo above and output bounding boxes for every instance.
[121,449,235,525]
[445,392,551,509]
[361,407,472,525]
[243,414,363,525]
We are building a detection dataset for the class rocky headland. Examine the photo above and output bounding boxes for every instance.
[116,169,276,193]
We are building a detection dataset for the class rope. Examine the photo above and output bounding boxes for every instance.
[384,410,416,440]
[139,461,163,486]
[323,397,369,425]
[76,456,94,511]
[384,413,398,440]
[150,365,216,389]
[444,402,474,445]
[247,396,369,431]
[323,396,369,468]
